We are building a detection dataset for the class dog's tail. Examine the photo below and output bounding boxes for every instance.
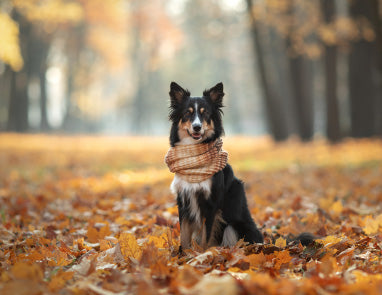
[291,232,316,246]
[267,232,316,247]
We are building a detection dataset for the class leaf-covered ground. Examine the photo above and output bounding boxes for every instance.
[1,134,382,295]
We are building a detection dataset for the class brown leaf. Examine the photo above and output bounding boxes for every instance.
[87,226,100,243]
[248,253,266,268]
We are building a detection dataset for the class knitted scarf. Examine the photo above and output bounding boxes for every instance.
[165,138,228,183]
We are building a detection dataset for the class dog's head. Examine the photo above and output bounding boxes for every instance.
[169,82,224,146]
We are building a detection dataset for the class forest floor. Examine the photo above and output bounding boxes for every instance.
[1,134,382,295]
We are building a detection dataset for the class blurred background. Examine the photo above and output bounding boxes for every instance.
[0,0,381,141]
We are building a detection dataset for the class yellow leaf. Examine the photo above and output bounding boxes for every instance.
[352,269,369,283]
[115,216,130,225]
[0,12,23,71]
[330,200,343,217]
[119,232,142,261]
[166,206,178,215]
[227,267,245,273]
[13,0,83,27]
[275,237,286,248]
[363,214,382,235]
[316,235,343,246]
[148,233,168,248]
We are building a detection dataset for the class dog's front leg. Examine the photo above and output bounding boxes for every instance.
[202,212,216,249]
[177,194,194,251]
[180,220,193,250]
[198,195,219,249]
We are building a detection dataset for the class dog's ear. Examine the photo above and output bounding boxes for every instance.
[204,82,224,106]
[169,82,189,104]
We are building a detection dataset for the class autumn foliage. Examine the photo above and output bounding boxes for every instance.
[1,134,382,294]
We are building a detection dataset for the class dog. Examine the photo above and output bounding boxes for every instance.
[166,82,264,250]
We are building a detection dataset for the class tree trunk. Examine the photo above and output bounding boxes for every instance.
[288,55,314,141]
[348,0,378,137]
[285,0,314,141]
[324,45,341,141]
[370,0,382,136]
[29,31,50,131]
[321,0,341,142]
[39,62,49,131]
[0,66,11,130]
[7,69,29,132]
[62,24,85,132]
[130,24,149,134]
[7,11,30,132]
[246,0,290,141]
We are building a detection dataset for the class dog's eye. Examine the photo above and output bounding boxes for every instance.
[183,110,192,118]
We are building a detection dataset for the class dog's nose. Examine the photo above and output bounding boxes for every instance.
[192,124,202,132]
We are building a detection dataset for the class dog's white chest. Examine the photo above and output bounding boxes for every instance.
[170,174,212,196]
[171,175,212,225]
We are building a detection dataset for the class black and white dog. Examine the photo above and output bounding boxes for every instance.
[168,82,264,250]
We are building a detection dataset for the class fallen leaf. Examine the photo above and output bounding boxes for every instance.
[11,262,43,282]
[275,237,287,248]
[191,273,238,295]
[118,232,142,261]
[48,271,74,292]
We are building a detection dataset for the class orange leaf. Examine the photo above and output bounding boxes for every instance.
[272,251,292,270]
[173,264,202,289]
[119,232,142,261]
[100,239,112,251]
[98,224,111,239]
[247,253,266,268]
[87,226,99,243]
[150,259,170,279]
[11,262,43,282]
[48,271,74,292]
[25,238,34,247]
[320,254,339,276]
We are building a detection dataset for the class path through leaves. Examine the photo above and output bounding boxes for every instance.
[1,134,382,294]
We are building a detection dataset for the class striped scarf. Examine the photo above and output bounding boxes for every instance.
[165,138,228,183]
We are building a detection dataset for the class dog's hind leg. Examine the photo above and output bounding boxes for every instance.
[221,225,238,247]
[233,221,263,244]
